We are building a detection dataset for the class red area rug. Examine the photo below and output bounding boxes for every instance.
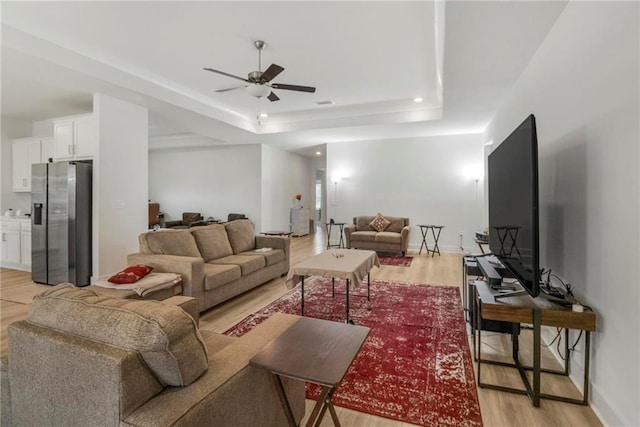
[225,278,482,426]
[378,255,413,267]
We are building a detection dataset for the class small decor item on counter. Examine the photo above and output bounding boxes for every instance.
[4,209,13,217]
[293,193,303,209]
[15,209,22,216]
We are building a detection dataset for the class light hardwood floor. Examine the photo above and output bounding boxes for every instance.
[0,229,602,427]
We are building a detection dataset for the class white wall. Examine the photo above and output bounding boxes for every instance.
[149,144,262,228]
[326,134,484,252]
[94,93,149,277]
[261,145,314,232]
[484,2,639,425]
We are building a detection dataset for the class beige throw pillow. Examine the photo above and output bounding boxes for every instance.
[369,213,391,232]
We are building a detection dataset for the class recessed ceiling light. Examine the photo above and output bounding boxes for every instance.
[317,100,335,105]
[413,97,424,103]
[315,151,322,156]
[259,113,268,118]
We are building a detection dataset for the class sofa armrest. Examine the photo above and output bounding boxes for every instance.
[344,224,356,248]
[401,225,411,251]
[255,235,290,269]
[161,296,199,326]
[127,253,205,312]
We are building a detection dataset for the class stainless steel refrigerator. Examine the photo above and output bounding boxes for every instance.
[31,161,92,286]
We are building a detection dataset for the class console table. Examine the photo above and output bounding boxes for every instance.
[473,280,596,407]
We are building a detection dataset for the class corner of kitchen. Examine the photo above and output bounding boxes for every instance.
[2,113,94,286]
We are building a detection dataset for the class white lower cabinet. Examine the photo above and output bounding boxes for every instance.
[1,218,32,271]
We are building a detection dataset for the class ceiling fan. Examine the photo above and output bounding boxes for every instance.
[204,40,316,102]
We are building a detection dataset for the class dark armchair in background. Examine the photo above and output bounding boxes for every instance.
[165,212,204,229]
[227,213,247,222]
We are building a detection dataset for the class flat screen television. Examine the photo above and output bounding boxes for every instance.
[488,114,540,297]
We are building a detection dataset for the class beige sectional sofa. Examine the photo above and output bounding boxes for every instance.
[345,215,411,256]
[128,220,289,313]
[2,285,305,426]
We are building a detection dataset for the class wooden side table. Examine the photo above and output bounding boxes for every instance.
[325,222,346,249]
[250,317,370,427]
[417,224,444,256]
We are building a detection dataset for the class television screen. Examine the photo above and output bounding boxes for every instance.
[488,114,540,297]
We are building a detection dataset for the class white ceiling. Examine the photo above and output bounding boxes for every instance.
[1,1,567,156]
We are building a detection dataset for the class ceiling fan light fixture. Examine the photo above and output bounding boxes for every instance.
[246,84,271,98]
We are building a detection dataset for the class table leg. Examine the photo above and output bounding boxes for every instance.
[271,374,297,427]
[533,309,542,407]
[332,277,335,297]
[338,224,345,248]
[583,331,591,404]
[367,273,370,301]
[419,227,428,255]
[314,386,340,427]
[430,227,442,257]
[306,386,331,427]
[301,276,305,317]
[346,279,351,324]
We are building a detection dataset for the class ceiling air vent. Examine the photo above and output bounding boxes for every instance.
[316,100,335,106]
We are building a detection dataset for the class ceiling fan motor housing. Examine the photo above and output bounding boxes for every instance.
[248,71,263,83]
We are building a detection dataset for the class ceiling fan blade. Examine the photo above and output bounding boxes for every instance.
[203,68,249,83]
[271,83,316,93]
[215,86,245,93]
[267,91,280,102]
[261,64,285,82]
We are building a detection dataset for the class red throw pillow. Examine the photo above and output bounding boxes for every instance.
[108,265,153,284]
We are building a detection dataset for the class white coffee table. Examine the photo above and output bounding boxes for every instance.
[287,249,380,323]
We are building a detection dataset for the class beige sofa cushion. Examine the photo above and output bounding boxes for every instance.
[192,225,233,261]
[203,263,242,291]
[27,284,208,387]
[356,216,377,231]
[146,231,202,258]
[376,231,402,244]
[248,248,285,266]
[211,254,266,275]
[224,220,256,254]
[351,231,377,242]
[385,217,407,233]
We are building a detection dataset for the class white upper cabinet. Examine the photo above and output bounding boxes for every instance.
[54,114,96,160]
[12,137,46,192]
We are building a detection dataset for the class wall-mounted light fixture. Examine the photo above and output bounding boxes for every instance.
[331,175,342,204]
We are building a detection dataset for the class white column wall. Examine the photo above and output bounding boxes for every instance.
[484,3,639,425]
[326,134,484,252]
[261,145,314,232]
[94,93,149,277]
